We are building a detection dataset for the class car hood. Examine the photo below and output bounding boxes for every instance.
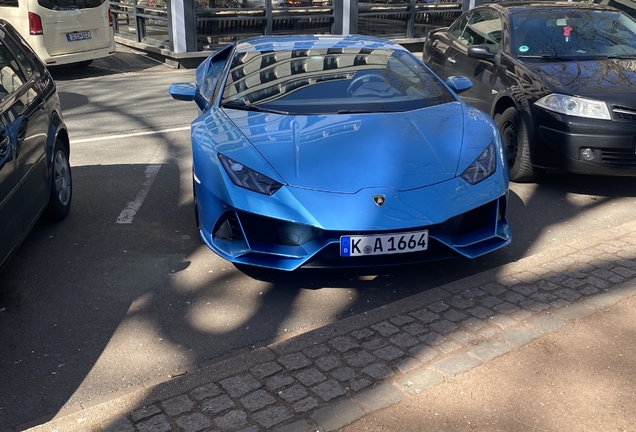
[526,59,636,105]
[223,104,465,193]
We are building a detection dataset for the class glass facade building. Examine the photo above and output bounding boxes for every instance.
[109,0,467,57]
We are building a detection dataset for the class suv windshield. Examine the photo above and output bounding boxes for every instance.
[221,48,454,115]
[511,8,636,59]
[38,0,106,10]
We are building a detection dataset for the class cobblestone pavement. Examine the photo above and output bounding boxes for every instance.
[20,220,636,432]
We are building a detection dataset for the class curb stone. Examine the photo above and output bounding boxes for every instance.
[19,221,636,432]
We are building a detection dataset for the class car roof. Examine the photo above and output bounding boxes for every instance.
[234,35,408,54]
[482,0,622,13]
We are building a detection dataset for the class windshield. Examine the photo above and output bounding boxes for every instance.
[221,48,455,115]
[511,8,636,59]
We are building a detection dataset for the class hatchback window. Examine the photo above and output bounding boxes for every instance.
[221,48,454,115]
[511,8,636,58]
[463,10,502,52]
[37,0,106,10]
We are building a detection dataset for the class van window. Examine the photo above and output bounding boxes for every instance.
[0,0,19,7]
[37,0,106,10]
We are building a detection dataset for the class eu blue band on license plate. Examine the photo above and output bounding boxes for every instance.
[340,230,428,257]
[340,236,352,257]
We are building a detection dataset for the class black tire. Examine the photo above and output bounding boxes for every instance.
[495,107,535,183]
[44,139,72,221]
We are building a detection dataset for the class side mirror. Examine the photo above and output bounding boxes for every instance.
[169,83,197,101]
[445,76,473,94]
[169,82,207,110]
[467,45,496,61]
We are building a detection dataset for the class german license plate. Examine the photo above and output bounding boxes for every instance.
[67,31,91,41]
[340,230,428,257]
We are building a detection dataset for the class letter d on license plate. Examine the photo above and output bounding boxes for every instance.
[340,230,428,257]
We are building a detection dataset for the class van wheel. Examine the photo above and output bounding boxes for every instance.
[495,107,535,182]
[44,139,72,221]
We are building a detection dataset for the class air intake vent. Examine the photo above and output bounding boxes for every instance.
[612,106,636,122]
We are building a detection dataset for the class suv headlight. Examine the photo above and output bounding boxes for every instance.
[219,154,283,195]
[535,94,611,120]
[461,142,496,185]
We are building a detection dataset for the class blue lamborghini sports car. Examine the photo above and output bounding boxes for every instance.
[170,35,511,271]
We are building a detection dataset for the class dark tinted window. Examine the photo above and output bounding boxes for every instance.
[221,48,454,115]
[1,30,33,78]
[511,8,636,58]
[0,36,26,102]
[0,0,19,7]
[38,0,106,10]
[461,10,502,52]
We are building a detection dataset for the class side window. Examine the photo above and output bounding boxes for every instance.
[0,37,27,103]
[449,14,470,44]
[1,32,33,78]
[463,10,502,52]
[0,0,19,6]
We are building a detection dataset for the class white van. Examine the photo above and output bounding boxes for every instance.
[0,0,115,66]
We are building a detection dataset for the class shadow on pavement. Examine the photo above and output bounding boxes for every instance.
[48,45,175,81]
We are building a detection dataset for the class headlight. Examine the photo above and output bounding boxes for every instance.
[219,154,283,195]
[535,94,611,120]
[461,142,496,185]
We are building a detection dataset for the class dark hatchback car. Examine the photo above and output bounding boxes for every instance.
[423,2,636,182]
[0,19,71,269]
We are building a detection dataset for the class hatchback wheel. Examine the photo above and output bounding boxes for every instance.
[44,139,72,221]
[495,107,535,182]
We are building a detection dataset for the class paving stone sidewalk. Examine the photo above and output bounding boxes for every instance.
[23,220,636,432]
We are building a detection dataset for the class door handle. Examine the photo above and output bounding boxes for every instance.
[447,57,457,64]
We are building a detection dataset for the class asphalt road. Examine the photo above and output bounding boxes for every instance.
[1,56,636,430]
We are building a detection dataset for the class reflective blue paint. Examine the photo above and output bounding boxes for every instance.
[173,35,511,271]
[223,105,467,192]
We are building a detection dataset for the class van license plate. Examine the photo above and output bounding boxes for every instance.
[67,31,91,41]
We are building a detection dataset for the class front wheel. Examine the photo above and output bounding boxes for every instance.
[495,107,535,182]
[44,139,72,221]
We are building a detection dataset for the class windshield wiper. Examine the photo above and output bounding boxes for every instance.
[605,54,636,60]
[517,54,575,61]
[221,103,289,115]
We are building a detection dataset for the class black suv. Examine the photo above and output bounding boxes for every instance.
[0,19,71,268]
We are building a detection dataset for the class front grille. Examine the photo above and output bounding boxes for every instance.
[612,106,636,122]
[601,148,636,169]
